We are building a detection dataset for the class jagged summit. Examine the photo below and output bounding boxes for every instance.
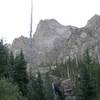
[86,14,100,29]
[39,19,62,26]
[89,14,100,22]
[34,19,63,37]
[12,35,28,41]
[33,20,58,42]
[34,18,77,39]
[35,19,76,32]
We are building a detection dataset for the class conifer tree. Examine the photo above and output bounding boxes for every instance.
[27,75,38,100]
[0,40,9,78]
[14,50,28,96]
[44,73,54,100]
[76,50,96,100]
[36,71,46,100]
[95,63,100,99]
[27,72,46,100]
[9,51,15,80]
[77,62,91,100]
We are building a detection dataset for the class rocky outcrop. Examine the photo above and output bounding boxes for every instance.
[11,35,34,62]
[11,14,100,66]
[61,79,75,100]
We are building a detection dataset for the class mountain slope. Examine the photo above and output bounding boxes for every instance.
[11,14,100,66]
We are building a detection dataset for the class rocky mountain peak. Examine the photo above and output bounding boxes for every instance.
[34,19,77,40]
[11,14,100,66]
[34,19,63,38]
[39,19,62,27]
[11,35,31,57]
[86,14,100,29]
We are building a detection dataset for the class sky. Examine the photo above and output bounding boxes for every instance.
[0,0,100,43]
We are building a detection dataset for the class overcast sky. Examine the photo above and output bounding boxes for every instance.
[0,0,100,43]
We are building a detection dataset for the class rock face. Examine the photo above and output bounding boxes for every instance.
[61,79,75,100]
[11,35,34,62]
[11,14,100,66]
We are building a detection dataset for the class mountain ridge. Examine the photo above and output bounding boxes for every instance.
[11,14,100,66]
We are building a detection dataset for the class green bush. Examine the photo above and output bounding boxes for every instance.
[0,79,24,100]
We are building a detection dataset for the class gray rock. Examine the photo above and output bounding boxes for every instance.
[11,14,100,66]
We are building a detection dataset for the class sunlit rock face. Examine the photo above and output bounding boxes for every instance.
[11,14,100,66]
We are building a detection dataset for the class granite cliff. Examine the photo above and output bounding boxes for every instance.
[11,14,100,66]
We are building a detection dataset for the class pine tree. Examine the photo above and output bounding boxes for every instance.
[0,40,9,78]
[9,51,15,81]
[36,71,46,100]
[76,62,91,100]
[14,50,28,96]
[95,62,100,99]
[44,73,54,100]
[27,72,46,100]
[76,50,96,100]
[27,75,38,100]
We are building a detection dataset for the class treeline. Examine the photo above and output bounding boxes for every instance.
[0,40,53,100]
[1,38,100,100]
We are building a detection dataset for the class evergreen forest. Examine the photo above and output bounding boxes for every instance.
[1,39,100,100]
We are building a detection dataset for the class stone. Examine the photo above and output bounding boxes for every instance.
[11,14,100,67]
